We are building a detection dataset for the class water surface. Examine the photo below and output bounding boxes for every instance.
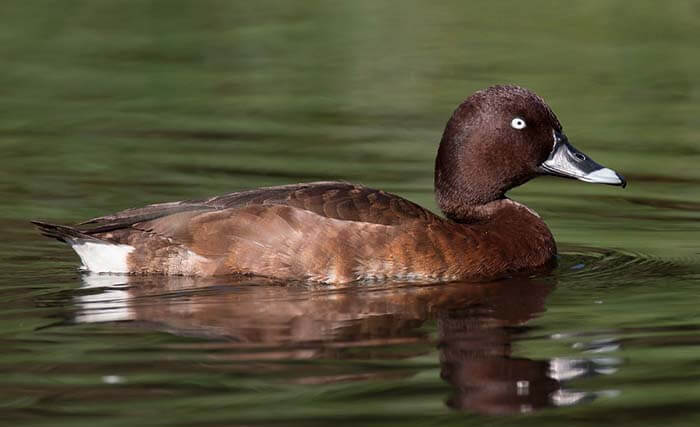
[1,1,700,426]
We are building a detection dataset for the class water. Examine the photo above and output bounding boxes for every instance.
[1,1,700,425]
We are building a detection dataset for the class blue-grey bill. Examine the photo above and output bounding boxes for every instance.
[538,132,626,188]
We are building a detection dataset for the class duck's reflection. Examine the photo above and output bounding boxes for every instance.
[73,274,616,414]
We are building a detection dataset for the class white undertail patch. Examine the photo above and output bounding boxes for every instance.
[70,240,135,273]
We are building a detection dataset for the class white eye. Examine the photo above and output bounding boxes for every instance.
[511,117,526,130]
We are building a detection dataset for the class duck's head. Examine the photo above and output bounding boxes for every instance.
[435,85,625,220]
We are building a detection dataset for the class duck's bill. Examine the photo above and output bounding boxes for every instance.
[538,131,626,188]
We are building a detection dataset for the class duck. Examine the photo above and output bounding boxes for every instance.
[33,85,626,283]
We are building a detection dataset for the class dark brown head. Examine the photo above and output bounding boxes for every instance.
[435,85,625,221]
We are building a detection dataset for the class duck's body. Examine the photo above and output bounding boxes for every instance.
[34,181,555,282]
[33,86,625,283]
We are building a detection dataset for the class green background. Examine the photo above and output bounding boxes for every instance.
[1,1,699,426]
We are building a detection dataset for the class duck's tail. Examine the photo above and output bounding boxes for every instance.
[30,220,101,244]
[31,220,135,273]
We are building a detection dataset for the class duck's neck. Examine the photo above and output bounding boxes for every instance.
[433,134,514,222]
[436,196,498,223]
[438,196,538,225]
[434,165,506,223]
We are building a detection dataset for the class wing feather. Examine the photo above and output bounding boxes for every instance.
[77,181,439,237]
